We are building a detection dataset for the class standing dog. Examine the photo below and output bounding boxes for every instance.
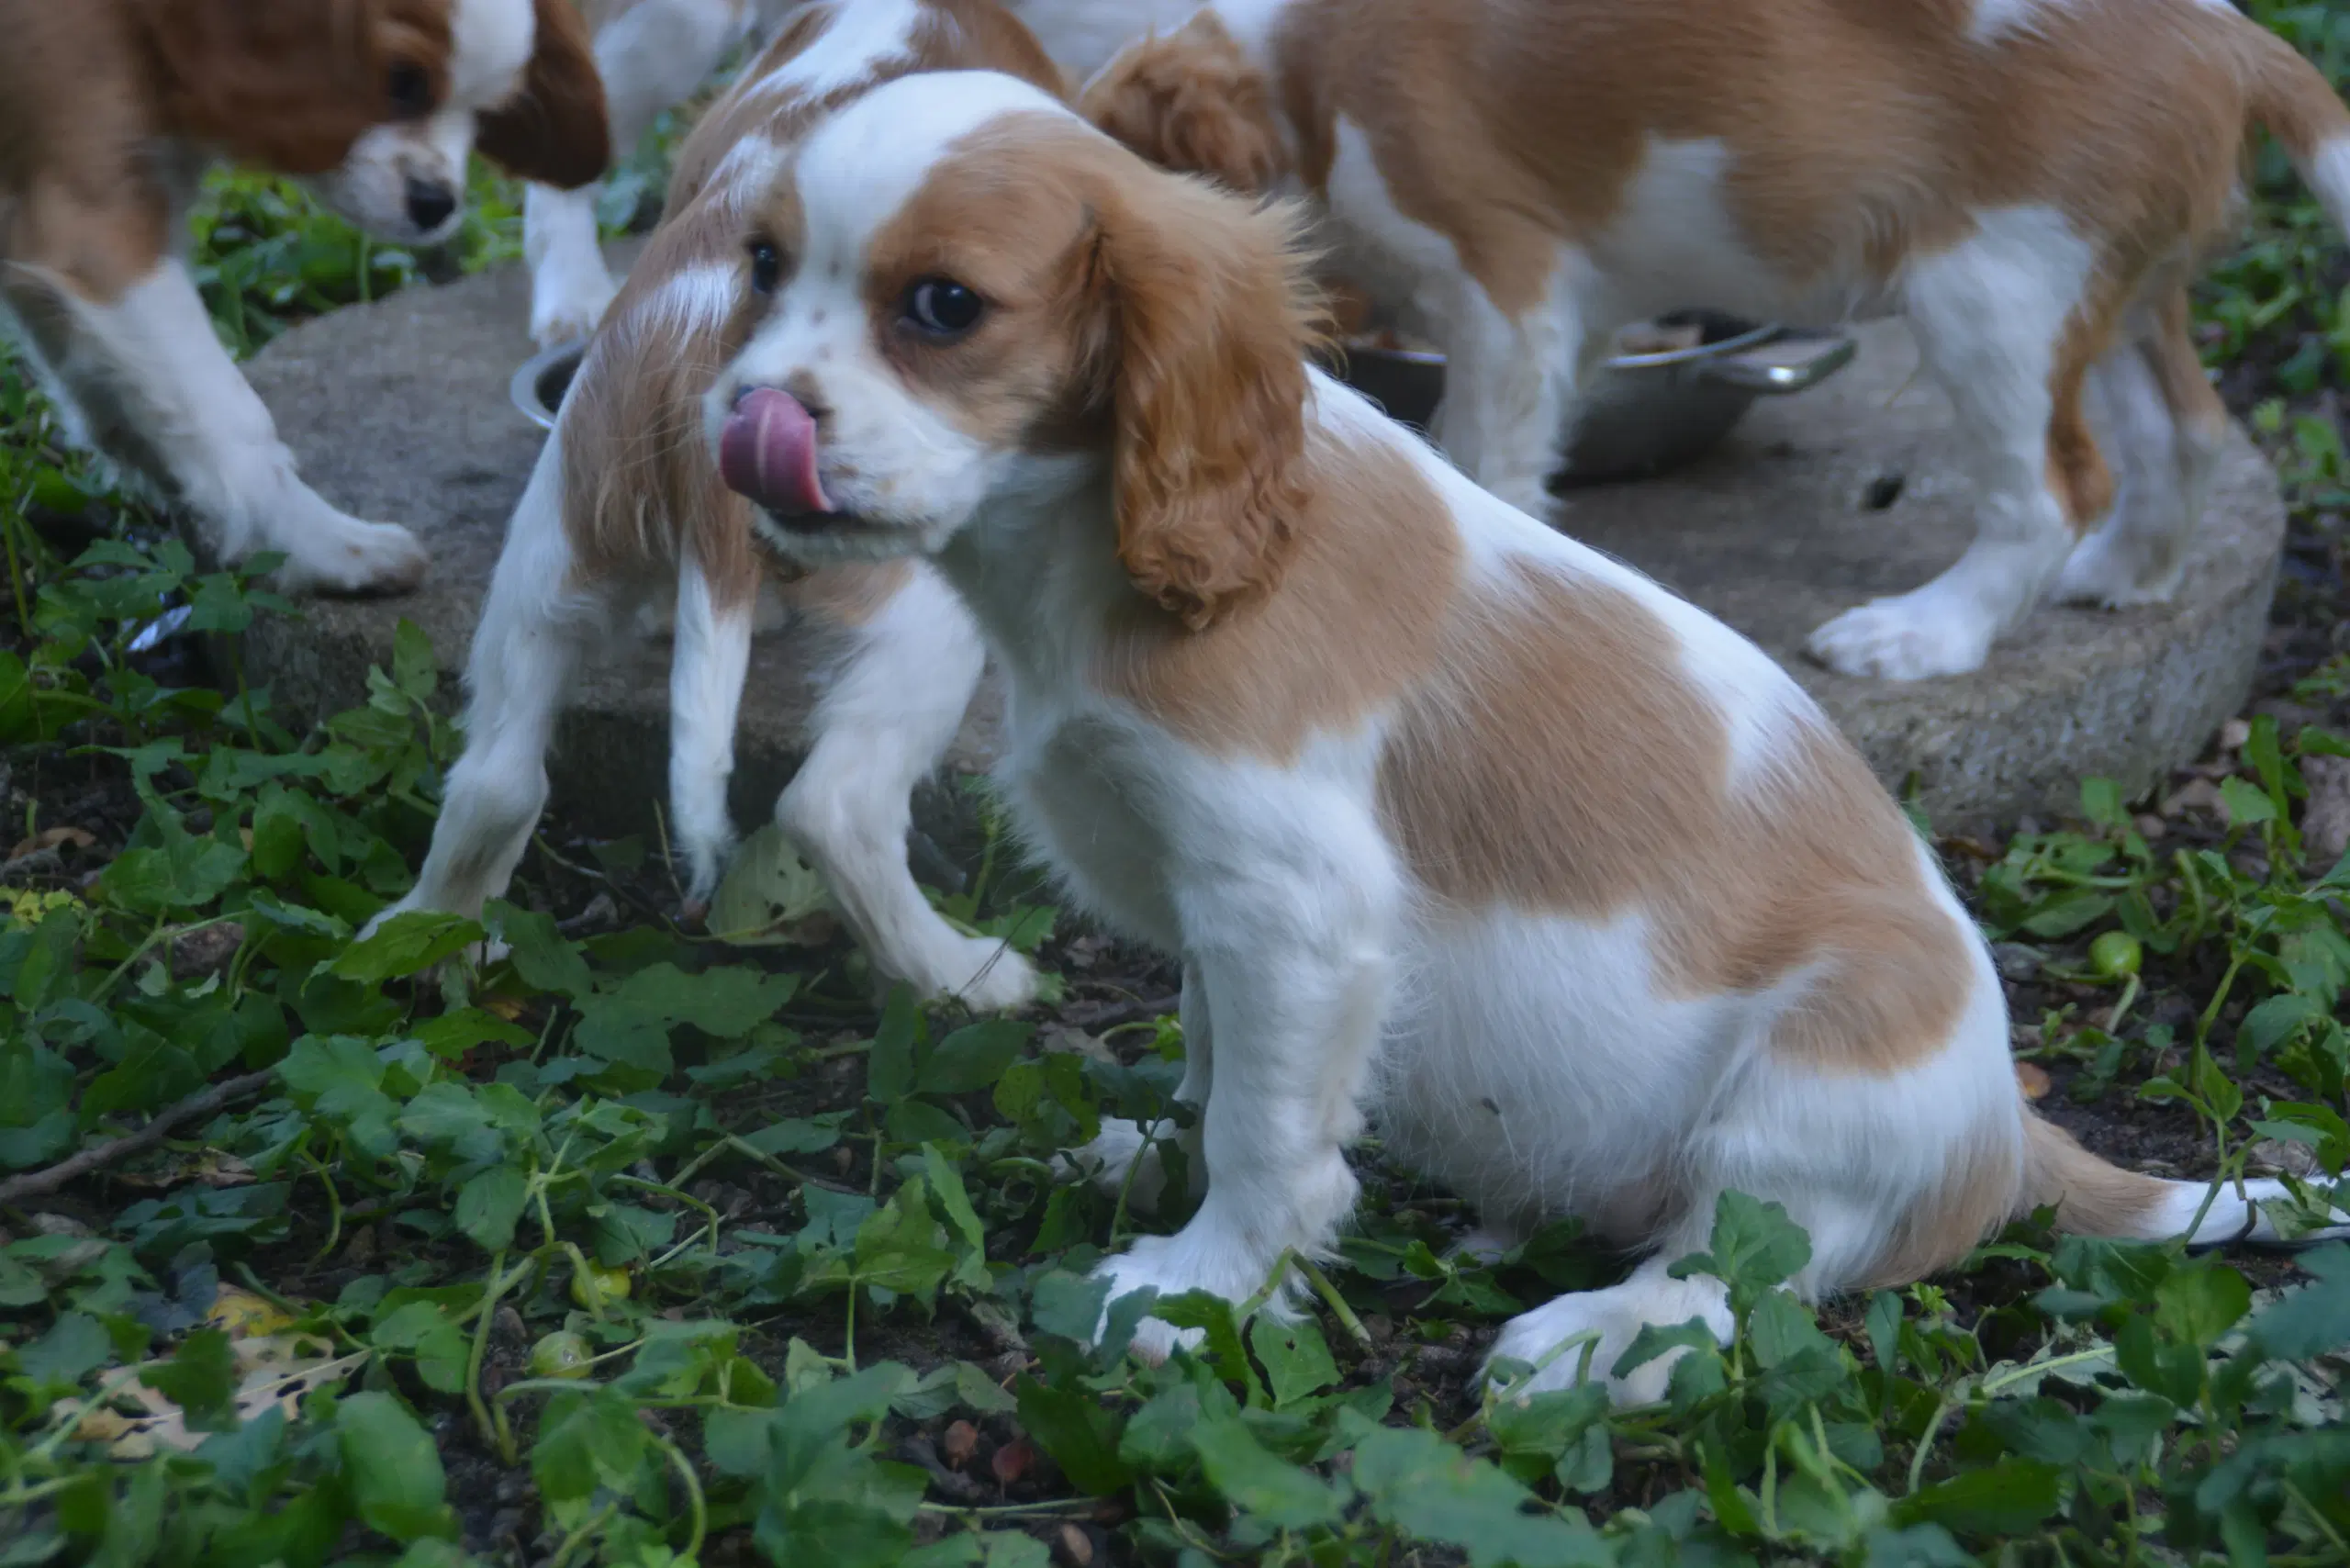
[0,0,609,594]
[522,0,806,349]
[1071,0,2350,679]
[701,71,2348,1398]
[371,0,1065,1011]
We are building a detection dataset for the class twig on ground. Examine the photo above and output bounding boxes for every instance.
[1064,992,1179,1032]
[0,1070,274,1208]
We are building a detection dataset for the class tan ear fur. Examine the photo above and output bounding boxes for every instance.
[1080,17,1290,196]
[1091,174,1323,630]
[126,0,452,174]
[476,0,611,189]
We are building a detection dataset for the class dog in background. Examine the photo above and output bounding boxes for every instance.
[368,0,1066,1013]
[521,0,807,349]
[0,0,610,594]
[700,68,2348,1398]
[1071,0,2350,680]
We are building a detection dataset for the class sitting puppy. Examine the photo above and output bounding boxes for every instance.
[1072,0,2350,680]
[521,0,805,348]
[0,0,608,595]
[369,0,1066,1012]
[703,70,2349,1399]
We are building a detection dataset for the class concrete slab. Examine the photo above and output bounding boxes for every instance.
[242,249,2282,834]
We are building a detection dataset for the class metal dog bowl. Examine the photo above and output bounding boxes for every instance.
[1333,309,1855,485]
[512,339,587,429]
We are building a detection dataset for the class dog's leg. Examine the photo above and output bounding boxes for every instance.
[14,258,426,595]
[1061,961,1212,1213]
[368,435,605,932]
[1091,811,1398,1354]
[1808,221,2113,680]
[777,565,1037,1011]
[669,543,755,916]
[2057,284,2227,609]
[1430,269,1584,520]
[526,0,756,346]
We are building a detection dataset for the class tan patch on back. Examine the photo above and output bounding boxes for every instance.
[1378,558,1975,1077]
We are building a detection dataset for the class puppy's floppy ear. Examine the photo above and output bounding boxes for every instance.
[476,0,610,189]
[1089,174,1321,630]
[1080,18,1290,196]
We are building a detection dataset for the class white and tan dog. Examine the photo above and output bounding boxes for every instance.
[699,70,2348,1398]
[0,0,608,594]
[1067,0,2350,680]
[372,0,1067,1012]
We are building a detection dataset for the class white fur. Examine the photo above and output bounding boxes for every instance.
[370,431,599,933]
[670,543,756,905]
[700,74,2348,1398]
[0,261,426,594]
[775,568,1039,1009]
[1965,0,2076,44]
[1807,205,2098,679]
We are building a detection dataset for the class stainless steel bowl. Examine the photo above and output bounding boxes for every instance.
[1332,310,1855,485]
[512,310,1856,485]
[512,339,586,430]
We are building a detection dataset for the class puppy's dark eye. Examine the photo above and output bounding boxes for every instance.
[903,278,983,337]
[386,61,434,116]
[747,241,782,296]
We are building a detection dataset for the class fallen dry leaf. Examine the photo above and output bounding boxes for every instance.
[63,1337,360,1460]
[2219,718,2252,754]
[942,1419,979,1468]
[1056,1522,1095,1567]
[991,1433,1036,1486]
[2014,1062,2052,1101]
[10,825,97,861]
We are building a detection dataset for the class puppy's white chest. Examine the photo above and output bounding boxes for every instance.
[997,711,1186,951]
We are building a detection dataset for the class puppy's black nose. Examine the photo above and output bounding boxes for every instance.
[404,178,457,231]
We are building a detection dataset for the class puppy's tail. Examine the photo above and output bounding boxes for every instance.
[2020,1113,2344,1249]
[2237,19,2350,235]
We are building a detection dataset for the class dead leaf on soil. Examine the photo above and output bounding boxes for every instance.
[63,1334,361,1460]
[2013,1062,2052,1101]
[9,825,96,860]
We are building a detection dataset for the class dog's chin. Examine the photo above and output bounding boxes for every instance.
[747,507,939,566]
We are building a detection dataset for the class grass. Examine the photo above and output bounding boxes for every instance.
[4,11,2350,1563]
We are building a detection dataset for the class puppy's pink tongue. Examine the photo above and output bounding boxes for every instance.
[718,388,830,515]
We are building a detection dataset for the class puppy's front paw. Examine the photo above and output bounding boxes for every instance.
[531,275,619,351]
[278,519,431,599]
[2054,529,2185,610]
[925,935,1038,1013]
[1804,593,1992,681]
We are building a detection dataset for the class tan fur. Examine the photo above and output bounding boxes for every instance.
[476,0,612,188]
[556,0,1069,608]
[0,0,602,307]
[1376,559,1976,1076]
[1082,0,2348,533]
[2020,1113,2173,1237]
[1096,425,1460,754]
